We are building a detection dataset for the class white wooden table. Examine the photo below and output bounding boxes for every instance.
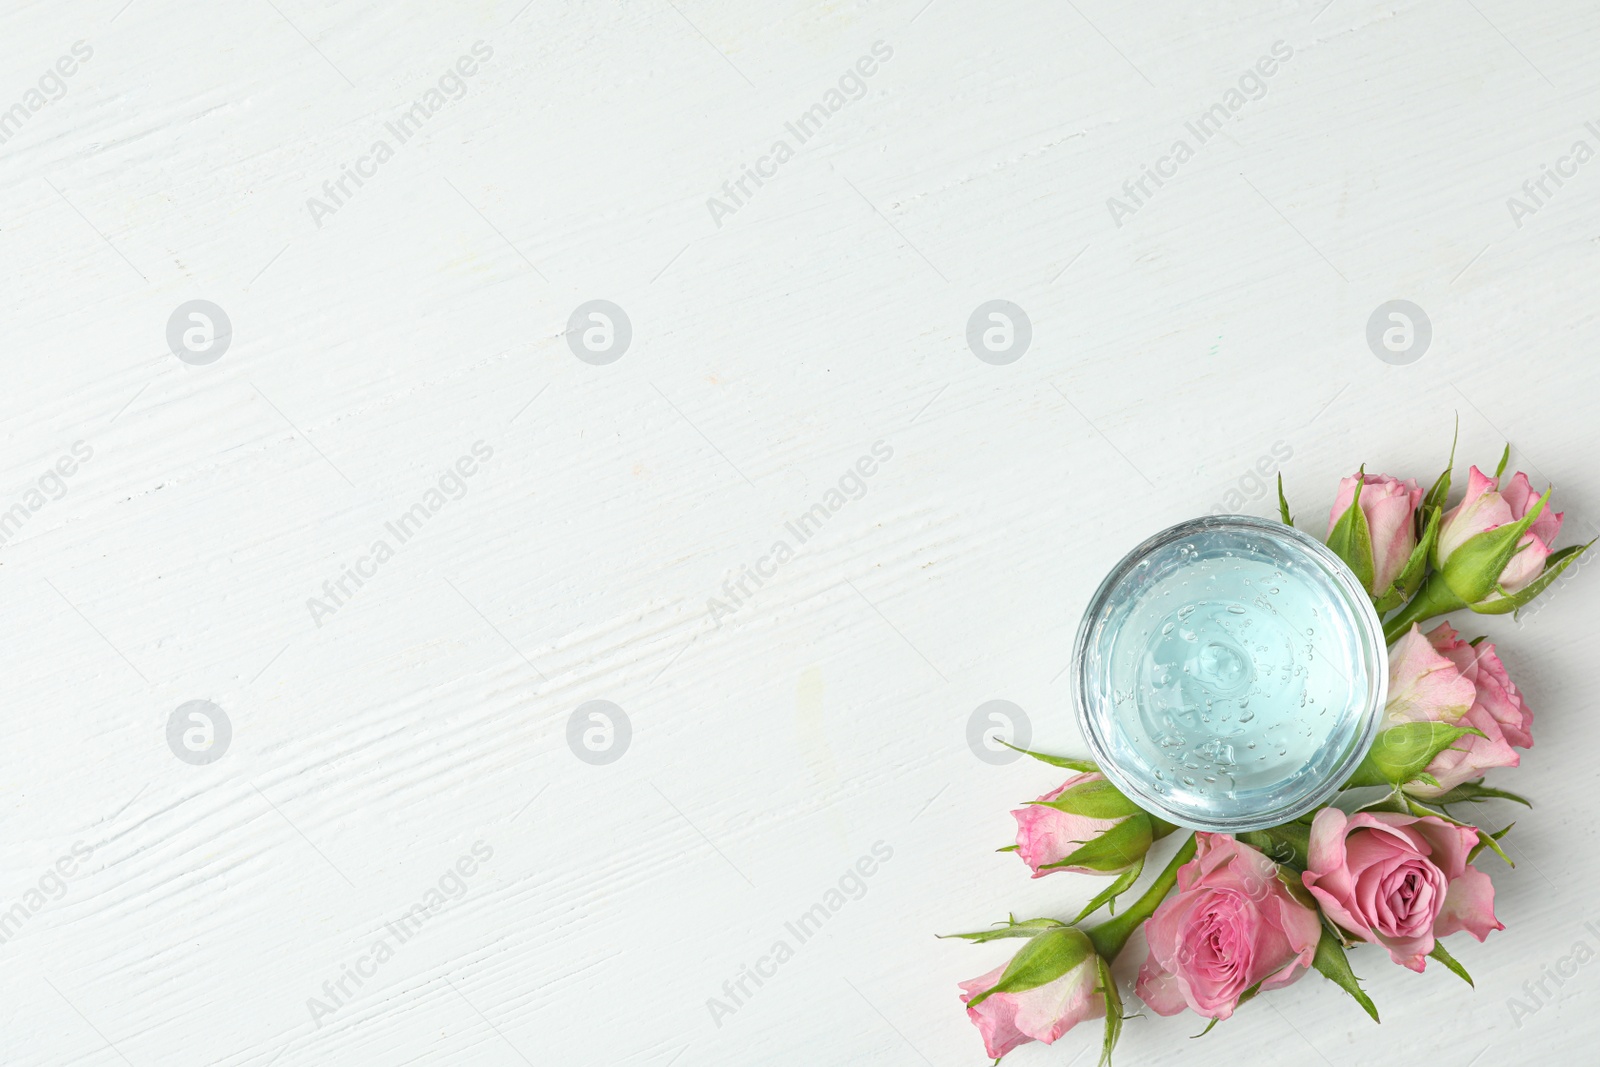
[2,1,1596,1063]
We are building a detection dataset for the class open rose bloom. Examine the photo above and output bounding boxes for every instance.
[1384,622,1534,796]
[1136,834,1320,1020]
[1302,809,1502,971]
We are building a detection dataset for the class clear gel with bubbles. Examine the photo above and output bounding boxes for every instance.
[1074,516,1387,832]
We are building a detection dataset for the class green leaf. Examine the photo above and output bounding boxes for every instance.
[1429,940,1474,986]
[1440,487,1551,603]
[1326,470,1376,593]
[1041,813,1154,874]
[1494,443,1510,480]
[1343,722,1485,788]
[1469,540,1594,616]
[1070,855,1145,925]
[1277,473,1294,527]
[996,740,1097,772]
[1423,417,1458,515]
[964,927,1093,1009]
[1426,779,1533,808]
[1313,923,1381,1022]
[938,915,1065,943]
[1029,777,1142,820]
[1097,955,1123,1067]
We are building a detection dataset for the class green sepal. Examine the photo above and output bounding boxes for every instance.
[1401,506,1441,598]
[1467,540,1594,616]
[1193,1016,1221,1038]
[1028,777,1142,820]
[1096,955,1123,1067]
[1404,797,1515,867]
[1277,473,1293,527]
[963,926,1093,1009]
[1343,722,1485,789]
[1424,778,1532,808]
[1278,866,1320,913]
[1040,813,1153,873]
[1376,504,1440,613]
[1429,940,1473,986]
[1439,487,1551,603]
[1423,417,1458,514]
[939,915,1065,943]
[1468,823,1515,866]
[1373,587,1404,615]
[995,844,1018,853]
[996,740,1097,772]
[1237,821,1312,872]
[1312,922,1381,1022]
[1069,854,1145,925]
[1494,442,1510,480]
[1326,469,1376,594]
[1354,787,1413,815]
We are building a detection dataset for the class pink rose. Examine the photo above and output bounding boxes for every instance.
[1384,623,1476,728]
[1406,623,1533,796]
[1302,809,1502,972]
[1135,833,1320,1020]
[1382,623,1533,795]
[1438,467,1563,595]
[1328,472,1424,594]
[1012,772,1146,877]
[959,929,1105,1059]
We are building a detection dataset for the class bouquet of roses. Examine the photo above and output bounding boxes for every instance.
[943,439,1591,1063]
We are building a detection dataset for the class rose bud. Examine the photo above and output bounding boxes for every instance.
[1012,772,1168,878]
[1326,472,1425,599]
[1439,468,1562,593]
[1302,808,1502,972]
[1386,465,1587,638]
[958,926,1108,1060]
[1135,833,1320,1021]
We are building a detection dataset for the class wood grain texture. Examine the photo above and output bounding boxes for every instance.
[1,0,1596,1063]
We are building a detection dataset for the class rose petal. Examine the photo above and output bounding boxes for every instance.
[1386,626,1476,726]
[1435,864,1504,943]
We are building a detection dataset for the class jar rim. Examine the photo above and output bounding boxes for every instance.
[1071,514,1388,833]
